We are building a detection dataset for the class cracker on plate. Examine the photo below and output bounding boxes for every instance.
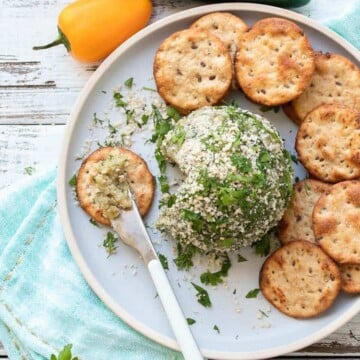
[76,146,155,226]
[286,52,360,124]
[235,17,314,106]
[295,104,360,183]
[313,180,360,264]
[277,179,331,244]
[153,28,232,114]
[340,264,360,294]
[260,240,341,318]
[190,12,248,89]
[190,12,248,61]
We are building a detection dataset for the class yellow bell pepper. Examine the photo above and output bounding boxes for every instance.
[33,0,152,62]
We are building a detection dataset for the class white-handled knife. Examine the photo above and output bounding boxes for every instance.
[111,186,205,360]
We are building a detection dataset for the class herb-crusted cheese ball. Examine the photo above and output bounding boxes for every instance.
[157,106,293,252]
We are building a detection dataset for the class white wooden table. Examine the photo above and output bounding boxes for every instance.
[1,0,359,358]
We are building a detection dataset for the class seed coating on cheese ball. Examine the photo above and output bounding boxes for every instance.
[156,106,293,252]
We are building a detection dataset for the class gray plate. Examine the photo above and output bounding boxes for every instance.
[57,4,360,359]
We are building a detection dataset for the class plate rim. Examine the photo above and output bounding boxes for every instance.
[57,3,360,359]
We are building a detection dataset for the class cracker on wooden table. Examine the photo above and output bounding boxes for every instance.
[287,52,360,124]
[235,17,315,106]
[295,104,360,183]
[260,240,341,318]
[277,179,331,244]
[153,28,232,114]
[340,264,360,294]
[76,147,155,226]
[313,180,360,264]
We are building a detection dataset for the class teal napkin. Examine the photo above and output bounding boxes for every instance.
[0,3,358,360]
[0,170,182,360]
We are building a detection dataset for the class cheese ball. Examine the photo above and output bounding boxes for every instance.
[157,106,293,252]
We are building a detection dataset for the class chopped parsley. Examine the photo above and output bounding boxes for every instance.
[68,174,77,187]
[159,254,169,270]
[150,105,183,195]
[103,232,118,257]
[166,105,181,121]
[124,77,134,88]
[113,91,127,108]
[50,344,78,360]
[200,253,231,286]
[191,282,212,308]
[290,153,298,164]
[89,218,99,227]
[141,114,149,126]
[142,86,157,92]
[24,166,35,175]
[230,154,252,173]
[159,194,177,208]
[108,123,118,134]
[187,318,196,325]
[174,243,198,270]
[259,309,269,318]
[150,105,173,143]
[93,112,104,126]
[245,288,260,299]
[213,325,220,333]
[259,105,280,113]
[182,209,204,233]
[251,232,271,257]
[237,254,247,262]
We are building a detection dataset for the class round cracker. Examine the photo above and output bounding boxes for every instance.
[340,264,360,294]
[235,17,315,106]
[190,12,248,61]
[313,180,360,264]
[260,240,341,318]
[153,28,232,114]
[191,12,248,89]
[277,179,331,244]
[289,52,360,123]
[295,104,360,183]
[76,147,155,226]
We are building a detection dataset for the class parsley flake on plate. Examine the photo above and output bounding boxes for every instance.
[191,282,212,308]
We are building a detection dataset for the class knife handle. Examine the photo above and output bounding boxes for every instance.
[148,259,205,360]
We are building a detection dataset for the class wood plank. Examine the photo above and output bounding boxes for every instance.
[0,124,64,189]
[0,0,201,125]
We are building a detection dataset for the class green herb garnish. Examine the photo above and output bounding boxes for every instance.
[68,174,77,187]
[166,105,181,121]
[182,209,204,233]
[187,318,196,325]
[108,123,118,134]
[237,254,247,262]
[103,232,118,257]
[259,105,280,113]
[191,282,212,307]
[113,91,127,108]
[251,233,271,257]
[245,288,260,299]
[89,218,99,227]
[50,344,79,360]
[200,253,231,286]
[24,166,35,175]
[174,243,198,270]
[159,254,169,270]
[93,112,104,126]
[124,77,134,88]
[213,325,220,333]
[142,86,157,92]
